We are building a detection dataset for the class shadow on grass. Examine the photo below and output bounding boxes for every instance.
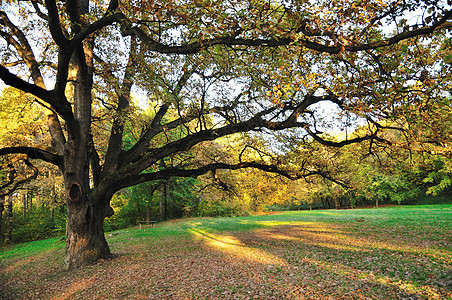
[1,206,450,299]
[187,219,451,299]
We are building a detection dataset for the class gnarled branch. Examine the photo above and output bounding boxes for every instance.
[115,160,348,192]
[0,147,63,168]
[0,159,39,201]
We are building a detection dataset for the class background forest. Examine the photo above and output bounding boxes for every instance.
[1,84,451,244]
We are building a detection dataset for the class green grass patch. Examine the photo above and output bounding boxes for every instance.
[184,204,452,233]
[0,236,64,261]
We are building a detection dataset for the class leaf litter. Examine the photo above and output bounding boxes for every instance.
[0,212,451,300]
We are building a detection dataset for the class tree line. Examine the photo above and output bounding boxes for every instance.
[1,89,451,244]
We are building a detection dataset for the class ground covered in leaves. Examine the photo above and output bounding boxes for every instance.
[1,205,451,299]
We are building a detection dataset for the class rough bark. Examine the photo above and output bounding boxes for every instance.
[64,195,111,269]
[62,90,112,269]
[59,3,106,266]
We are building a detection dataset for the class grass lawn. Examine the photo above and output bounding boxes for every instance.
[1,204,451,299]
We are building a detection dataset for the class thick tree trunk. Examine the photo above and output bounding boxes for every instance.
[63,136,112,269]
[64,197,111,269]
[62,84,111,268]
[61,30,111,268]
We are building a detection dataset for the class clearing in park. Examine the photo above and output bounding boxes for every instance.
[1,205,451,299]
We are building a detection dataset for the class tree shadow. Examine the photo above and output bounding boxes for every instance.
[188,221,451,299]
[1,216,450,299]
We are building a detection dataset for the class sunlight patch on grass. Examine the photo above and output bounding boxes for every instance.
[188,228,288,267]
[375,276,445,299]
[238,220,296,227]
[266,233,298,241]
[191,229,243,247]
[259,223,370,251]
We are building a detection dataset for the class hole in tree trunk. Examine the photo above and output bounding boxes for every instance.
[68,183,82,202]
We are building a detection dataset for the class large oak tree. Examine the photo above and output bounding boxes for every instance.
[0,0,451,268]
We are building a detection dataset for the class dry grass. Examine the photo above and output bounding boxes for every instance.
[1,205,451,299]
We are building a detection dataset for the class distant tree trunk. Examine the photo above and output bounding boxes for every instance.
[50,187,55,218]
[22,193,26,217]
[146,204,150,222]
[137,205,142,221]
[324,198,330,209]
[146,186,158,222]
[161,180,168,220]
[323,198,329,209]
[6,196,13,244]
[0,200,4,244]
[164,181,168,220]
[28,189,33,211]
[375,197,379,208]
[159,191,163,220]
